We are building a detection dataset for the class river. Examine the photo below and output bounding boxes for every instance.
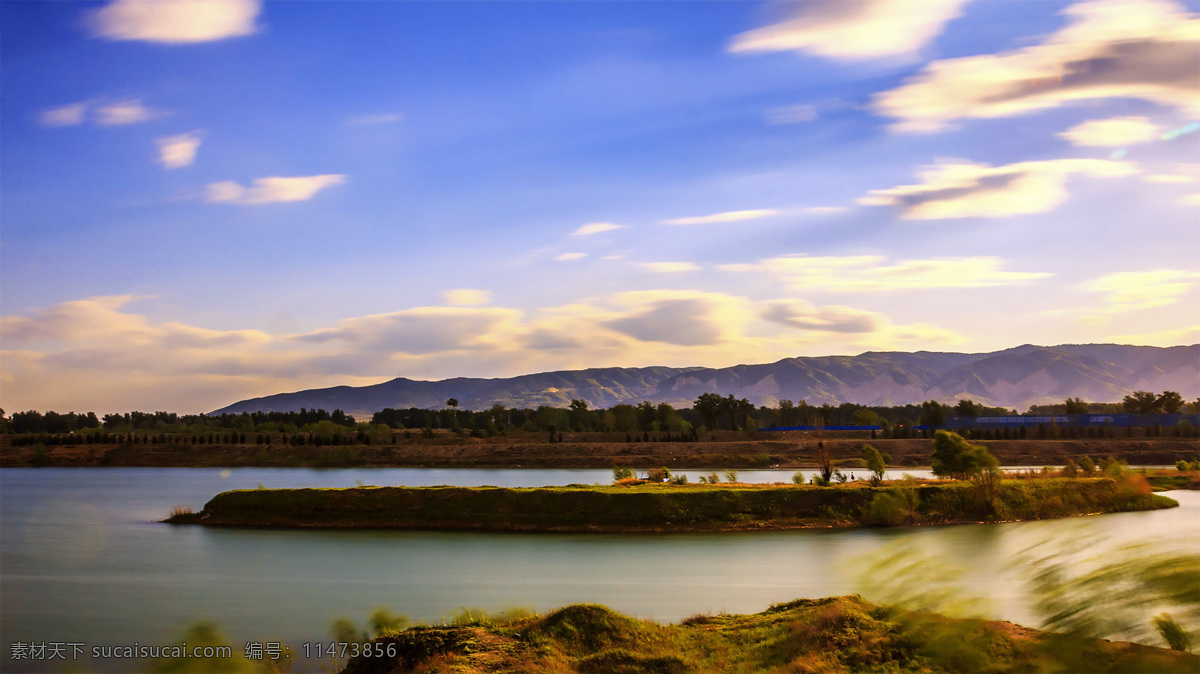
[2,467,1196,672]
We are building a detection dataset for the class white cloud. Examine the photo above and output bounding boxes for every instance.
[759,254,1051,292]
[346,113,404,125]
[729,0,969,60]
[763,300,879,334]
[554,252,587,261]
[39,103,87,127]
[766,104,817,125]
[874,0,1200,132]
[1058,116,1160,146]
[858,158,1137,219]
[206,175,346,205]
[640,262,701,273]
[571,222,623,236]
[1082,269,1200,312]
[662,209,777,225]
[443,289,492,306]
[1110,324,1200,345]
[156,132,201,169]
[1142,174,1196,184]
[94,100,154,126]
[90,0,261,44]
[1180,194,1200,206]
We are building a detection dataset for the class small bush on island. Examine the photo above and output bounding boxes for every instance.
[612,466,635,481]
[646,467,671,483]
[724,469,738,483]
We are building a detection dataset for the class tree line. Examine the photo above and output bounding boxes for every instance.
[2,389,1194,438]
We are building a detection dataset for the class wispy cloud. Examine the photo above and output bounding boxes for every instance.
[1082,269,1200,313]
[571,222,623,236]
[443,289,492,306]
[874,0,1200,132]
[1058,117,1160,147]
[729,0,968,61]
[662,209,776,225]
[38,103,87,127]
[554,252,587,261]
[345,113,404,126]
[207,175,346,205]
[156,132,202,169]
[90,0,261,44]
[766,104,817,125]
[858,158,1137,219]
[94,100,155,126]
[759,255,1051,292]
[640,262,701,273]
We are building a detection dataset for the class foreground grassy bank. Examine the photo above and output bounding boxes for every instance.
[167,477,1175,532]
[337,596,1198,673]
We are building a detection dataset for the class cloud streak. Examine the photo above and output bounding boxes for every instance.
[207,175,346,204]
[662,208,772,224]
[757,254,1051,292]
[858,158,1137,219]
[729,0,968,61]
[874,0,1200,132]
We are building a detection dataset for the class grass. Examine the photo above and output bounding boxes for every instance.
[166,477,1177,532]
[339,596,1200,673]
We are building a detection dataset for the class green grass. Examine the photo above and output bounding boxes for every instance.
[168,478,1177,532]
[339,596,1199,673]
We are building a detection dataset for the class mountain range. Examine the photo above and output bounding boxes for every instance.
[211,344,1200,418]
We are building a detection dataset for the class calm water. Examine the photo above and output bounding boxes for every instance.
[2,467,1196,672]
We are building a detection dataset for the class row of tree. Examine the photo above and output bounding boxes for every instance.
[3,390,1195,437]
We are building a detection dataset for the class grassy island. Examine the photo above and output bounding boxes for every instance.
[336,596,1199,673]
[167,477,1175,532]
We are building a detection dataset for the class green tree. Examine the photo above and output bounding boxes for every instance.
[954,399,981,417]
[1158,391,1184,414]
[920,400,949,429]
[931,430,998,480]
[862,444,887,485]
[1064,397,1089,414]
[568,399,589,432]
[776,399,797,426]
[1123,391,1161,414]
[694,393,723,431]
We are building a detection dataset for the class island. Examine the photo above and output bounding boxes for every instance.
[166,476,1175,532]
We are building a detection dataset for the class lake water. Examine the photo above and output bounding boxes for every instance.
[2,467,1196,672]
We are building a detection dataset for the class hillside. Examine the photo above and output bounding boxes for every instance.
[211,344,1200,417]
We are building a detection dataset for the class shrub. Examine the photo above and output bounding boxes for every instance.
[706,472,720,484]
[724,469,739,483]
[646,467,670,483]
[863,492,907,526]
[792,471,806,485]
[1177,460,1191,472]
[670,474,688,485]
[1078,456,1096,474]
[1154,613,1193,652]
[612,466,635,481]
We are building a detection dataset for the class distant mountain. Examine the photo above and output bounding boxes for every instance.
[211,344,1199,418]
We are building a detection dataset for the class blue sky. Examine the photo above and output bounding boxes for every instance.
[2,0,1198,413]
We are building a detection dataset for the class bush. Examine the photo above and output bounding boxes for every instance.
[1177,460,1191,472]
[612,466,635,481]
[646,467,671,483]
[863,492,907,526]
[670,474,688,485]
[724,469,739,483]
[792,471,806,485]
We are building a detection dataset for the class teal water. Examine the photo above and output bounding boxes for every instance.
[2,468,1196,672]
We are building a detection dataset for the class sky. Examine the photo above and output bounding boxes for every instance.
[1,0,1198,414]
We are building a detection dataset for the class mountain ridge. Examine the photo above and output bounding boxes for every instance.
[210,344,1199,417]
